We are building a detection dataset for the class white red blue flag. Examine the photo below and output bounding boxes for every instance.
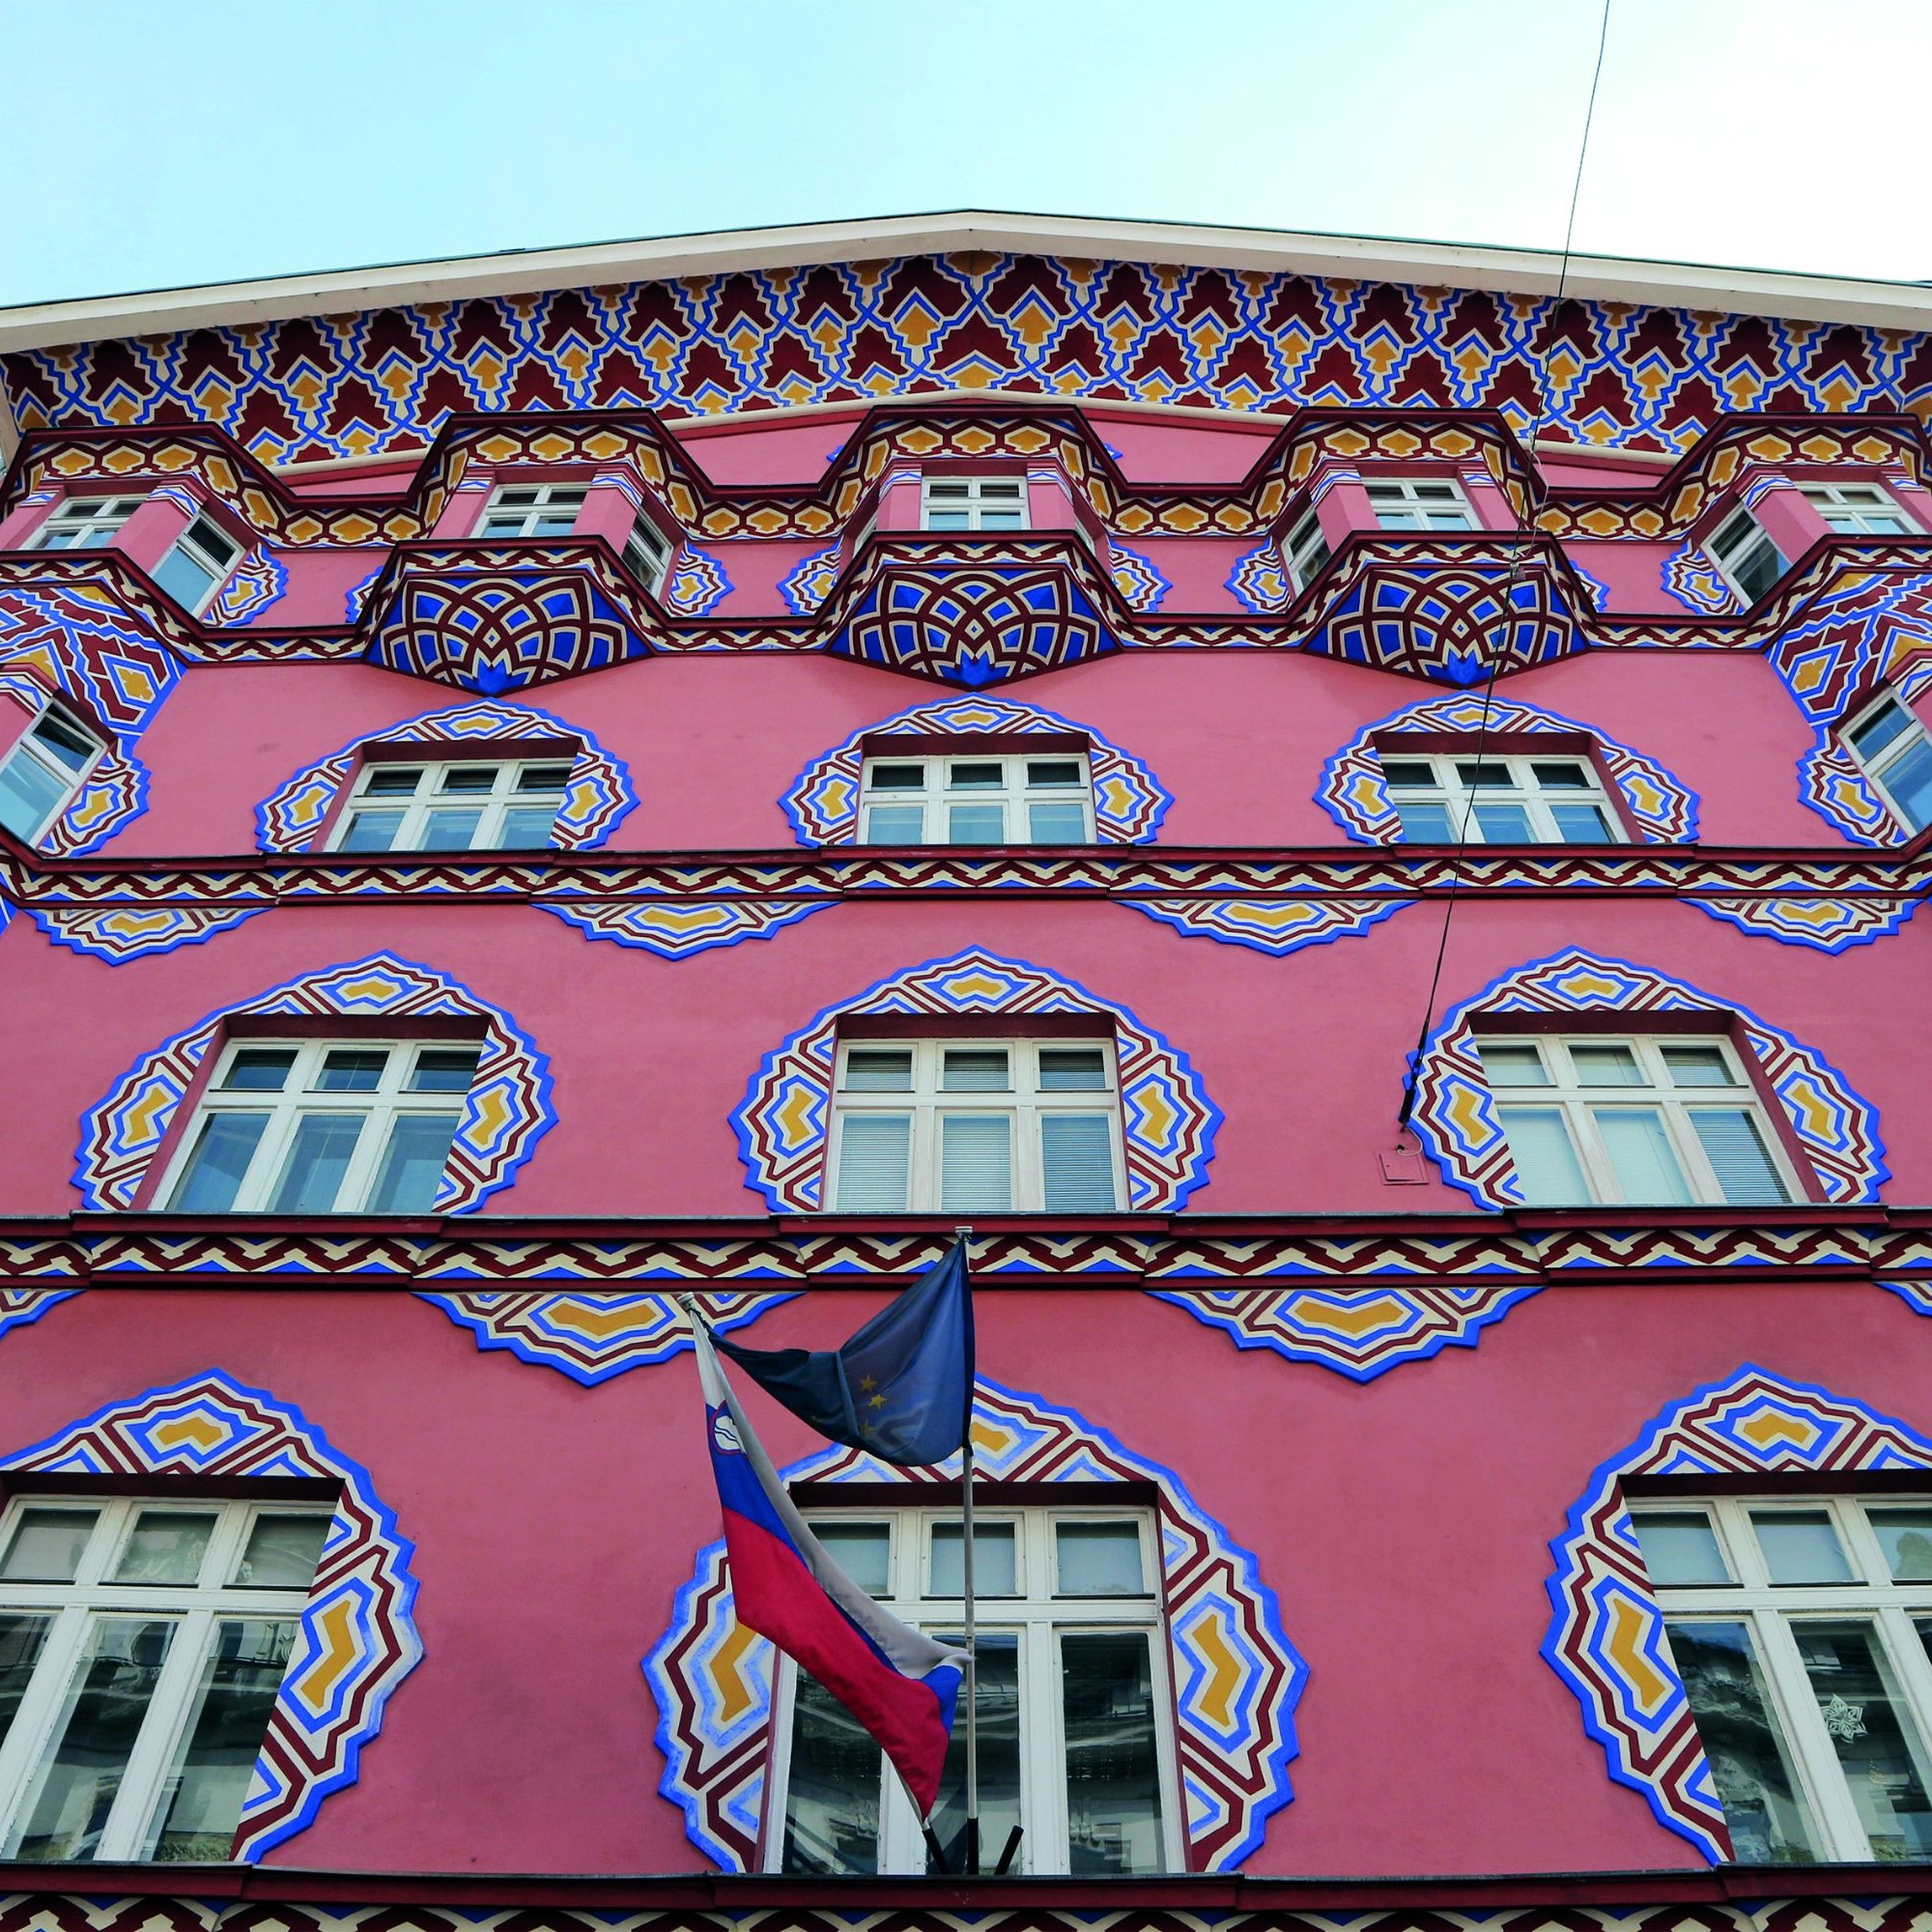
[691,1320,964,1814]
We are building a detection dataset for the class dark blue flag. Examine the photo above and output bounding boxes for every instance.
[714,1240,974,1467]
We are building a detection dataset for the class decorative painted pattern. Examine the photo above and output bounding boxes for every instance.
[536,898,832,958]
[1409,950,1886,1208]
[206,550,288,625]
[645,1376,1303,1872]
[417,1289,796,1384]
[1545,1364,1932,1862]
[31,904,268,963]
[1317,694,1699,845]
[1880,1275,1932,1320]
[74,953,554,1211]
[0,1288,79,1339]
[1123,895,1409,954]
[1108,542,1171,612]
[0,667,151,861]
[781,695,1172,845]
[662,548,731,616]
[1690,893,1925,952]
[1151,1278,1543,1381]
[778,543,844,615]
[1227,540,1294,614]
[734,950,1220,1212]
[254,698,637,853]
[1661,542,1738,614]
[1,1369,421,1861]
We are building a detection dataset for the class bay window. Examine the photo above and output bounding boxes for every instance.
[27,497,144,551]
[1708,508,1784,604]
[1800,483,1915,535]
[1283,507,1331,589]
[1843,693,1932,835]
[327,755,575,852]
[474,484,587,538]
[1364,478,1478,529]
[152,516,242,615]
[921,476,1028,531]
[1378,752,1622,843]
[860,751,1092,845]
[0,706,102,843]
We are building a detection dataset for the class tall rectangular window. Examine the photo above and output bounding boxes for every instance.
[151,516,242,615]
[1843,693,1932,834]
[859,751,1093,845]
[326,756,576,852]
[920,476,1029,531]
[1378,752,1623,843]
[621,512,673,591]
[28,497,145,551]
[1283,508,1332,588]
[0,708,101,842]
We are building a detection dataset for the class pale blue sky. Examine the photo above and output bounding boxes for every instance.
[0,0,1922,308]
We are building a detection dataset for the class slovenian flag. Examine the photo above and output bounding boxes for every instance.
[691,1320,964,1814]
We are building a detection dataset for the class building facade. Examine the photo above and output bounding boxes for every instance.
[0,212,1931,1930]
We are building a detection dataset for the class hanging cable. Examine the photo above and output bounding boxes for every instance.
[1395,0,1614,1129]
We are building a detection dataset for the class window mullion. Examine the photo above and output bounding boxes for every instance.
[98,1606,211,1861]
[1755,1608,1873,1860]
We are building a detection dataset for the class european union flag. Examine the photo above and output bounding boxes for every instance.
[715,1239,974,1467]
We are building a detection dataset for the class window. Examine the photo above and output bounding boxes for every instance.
[1709,508,1784,603]
[1801,483,1916,535]
[326,756,575,852]
[158,1037,482,1214]
[0,707,101,842]
[860,752,1092,845]
[621,512,673,590]
[151,516,242,614]
[1844,694,1932,834]
[474,484,587,539]
[1364,478,1478,530]
[1478,1034,1796,1208]
[0,1494,327,1861]
[1629,1494,1932,1863]
[774,1504,1178,1874]
[1283,508,1331,589]
[1378,753,1622,843]
[921,476,1028,531]
[829,1039,1123,1214]
[28,497,143,551]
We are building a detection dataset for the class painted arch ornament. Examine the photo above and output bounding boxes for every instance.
[734,951,1221,1212]
[1545,1365,1932,1862]
[1,1369,421,1861]
[254,697,637,852]
[1407,950,1885,1208]
[780,695,1172,846]
[643,1377,1305,1871]
[74,953,554,1212]
[1315,694,1699,845]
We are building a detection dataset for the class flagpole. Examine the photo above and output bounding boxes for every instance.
[952,1225,979,1877]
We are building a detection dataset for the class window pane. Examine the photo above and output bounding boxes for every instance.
[947,803,1006,844]
[941,1049,1009,1092]
[1041,1115,1118,1212]
[1495,1106,1589,1204]
[366,1114,461,1213]
[152,546,218,609]
[12,1616,177,1861]
[268,1114,365,1213]
[112,1511,215,1586]
[315,1049,387,1092]
[1530,761,1592,788]
[1662,1046,1735,1087]
[1062,1632,1166,1874]
[1378,760,1435,787]
[497,806,557,847]
[930,1522,1017,1597]
[1472,802,1535,841]
[1690,1110,1791,1206]
[360,767,423,797]
[0,1509,98,1582]
[1629,1511,1732,1585]
[1057,1521,1146,1595]
[811,1523,890,1597]
[0,750,71,839]
[1879,735,1932,832]
[1028,801,1087,843]
[834,1116,911,1211]
[925,1633,1021,1875]
[841,1050,913,1092]
[1792,1620,1932,1860]
[1751,1510,1854,1584]
[221,1049,295,1093]
[168,1112,270,1212]
[781,1671,881,1873]
[1849,700,1914,759]
[948,763,1003,789]
[338,810,404,852]
[1027,760,1082,787]
[517,764,574,793]
[1038,1048,1108,1091]
[867,763,925,789]
[417,808,484,850]
[863,805,924,843]
[1549,803,1616,842]
[1395,802,1456,841]
[1456,762,1512,788]
[1871,1510,1932,1582]
[1668,1619,1819,1863]
[31,715,97,772]
[409,1049,480,1094]
[1592,1108,1692,1205]
[440,767,499,794]
[147,1619,298,1861]
[1477,1042,1549,1086]
[939,1115,1012,1212]
[0,1615,51,1752]
[232,1514,327,1590]
[1569,1044,1642,1085]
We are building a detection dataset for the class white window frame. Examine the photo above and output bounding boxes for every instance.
[621,510,674,592]
[153,515,242,615]
[1633,1492,1932,1862]
[1842,690,1932,834]
[1800,482,1917,535]
[1377,750,1626,844]
[1479,1032,1801,1208]
[1362,476,1479,530]
[1707,506,1785,603]
[858,750,1094,846]
[0,1494,328,1862]
[27,497,145,551]
[919,474,1030,531]
[324,753,577,853]
[1283,507,1332,589]
[0,703,103,842]
[155,1036,482,1214]
[827,1037,1126,1214]
[473,483,588,539]
[766,1502,1181,1875]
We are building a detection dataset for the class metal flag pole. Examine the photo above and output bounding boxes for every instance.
[953,1225,979,1877]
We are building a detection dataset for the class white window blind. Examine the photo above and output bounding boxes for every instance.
[834,1116,912,1211]
[939,1115,1013,1212]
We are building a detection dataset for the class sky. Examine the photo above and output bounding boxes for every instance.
[0,0,1924,309]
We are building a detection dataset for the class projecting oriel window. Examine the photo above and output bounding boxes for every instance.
[327,757,576,852]
[1478,1034,1797,1208]
[474,484,588,538]
[1800,483,1916,535]
[860,752,1092,845]
[151,516,242,615]
[158,1037,482,1214]
[1629,1494,1932,1863]
[1843,693,1932,834]
[1378,753,1623,843]
[829,1038,1124,1214]
[27,497,144,551]
[0,707,101,843]
[0,1494,328,1861]
[1708,508,1784,604]
[773,1504,1178,1874]
[1363,478,1479,530]
[1283,508,1332,589]
[920,476,1029,531]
